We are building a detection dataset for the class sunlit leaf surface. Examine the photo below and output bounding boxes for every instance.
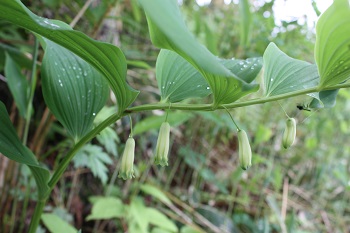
[315,0,350,88]
[263,43,319,96]
[156,49,211,103]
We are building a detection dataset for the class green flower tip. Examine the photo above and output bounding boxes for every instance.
[154,122,171,167]
[118,137,135,180]
[237,129,252,171]
[282,117,296,149]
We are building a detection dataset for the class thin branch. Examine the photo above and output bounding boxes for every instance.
[70,0,95,28]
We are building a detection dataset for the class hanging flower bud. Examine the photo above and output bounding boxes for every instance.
[238,129,252,170]
[282,117,296,149]
[154,122,171,166]
[118,137,135,180]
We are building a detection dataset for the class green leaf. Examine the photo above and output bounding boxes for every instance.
[220,57,263,83]
[239,0,252,47]
[0,101,50,200]
[129,198,149,233]
[145,208,178,232]
[41,39,109,141]
[86,197,125,221]
[315,0,350,88]
[140,184,172,205]
[0,0,139,113]
[203,22,218,55]
[180,226,202,233]
[96,127,119,157]
[0,43,33,69]
[133,112,194,135]
[73,144,113,184]
[41,214,77,233]
[263,43,319,96]
[138,0,258,106]
[156,49,211,102]
[127,59,152,69]
[4,53,30,117]
[309,89,340,109]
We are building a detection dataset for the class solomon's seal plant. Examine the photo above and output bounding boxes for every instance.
[0,0,349,232]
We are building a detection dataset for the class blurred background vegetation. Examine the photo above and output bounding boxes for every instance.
[0,0,349,232]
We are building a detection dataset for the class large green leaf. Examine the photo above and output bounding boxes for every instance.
[263,43,319,96]
[156,49,211,103]
[315,0,350,88]
[41,39,109,141]
[0,102,50,200]
[0,0,139,113]
[4,53,30,117]
[138,0,258,106]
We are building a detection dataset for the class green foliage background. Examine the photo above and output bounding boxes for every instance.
[0,0,349,232]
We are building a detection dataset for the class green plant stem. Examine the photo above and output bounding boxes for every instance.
[125,83,350,113]
[23,38,39,145]
[222,105,239,130]
[27,200,45,233]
